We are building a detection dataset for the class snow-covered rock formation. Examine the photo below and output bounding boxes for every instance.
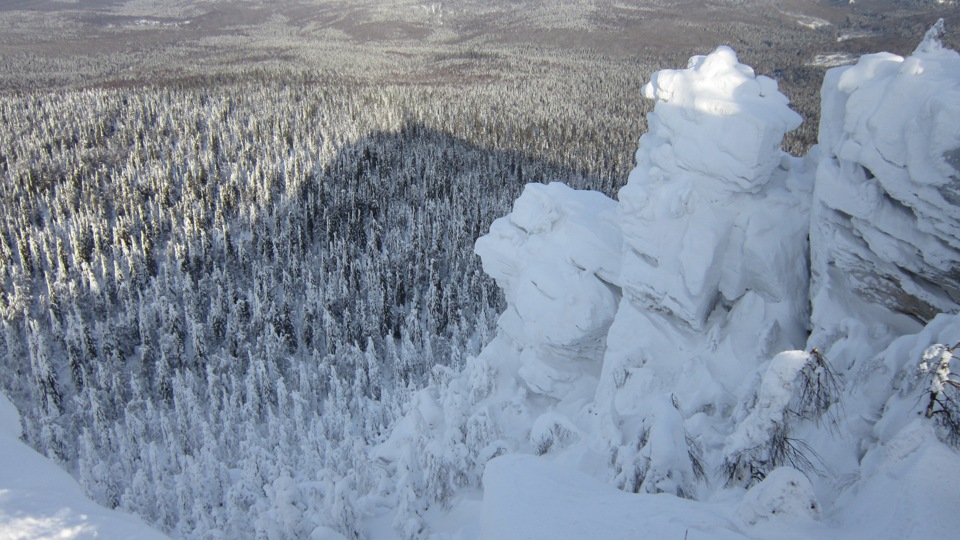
[5,19,960,540]
[617,45,805,330]
[475,182,620,402]
[811,20,960,345]
[597,47,813,494]
[375,21,960,540]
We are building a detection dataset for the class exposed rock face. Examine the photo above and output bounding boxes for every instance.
[810,22,960,337]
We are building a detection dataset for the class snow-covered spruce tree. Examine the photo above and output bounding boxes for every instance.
[722,349,841,486]
[611,394,705,498]
[26,318,67,462]
[375,352,502,538]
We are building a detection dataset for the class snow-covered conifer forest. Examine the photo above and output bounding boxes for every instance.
[1,1,959,539]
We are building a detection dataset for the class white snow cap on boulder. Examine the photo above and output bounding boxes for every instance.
[637,45,802,191]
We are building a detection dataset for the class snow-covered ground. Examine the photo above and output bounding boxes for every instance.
[0,393,168,540]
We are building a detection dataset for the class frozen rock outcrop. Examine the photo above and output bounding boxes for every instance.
[471,49,813,468]
[618,46,805,329]
[811,20,960,342]
[382,24,960,540]
[468,48,815,498]
[597,47,811,453]
[474,182,620,400]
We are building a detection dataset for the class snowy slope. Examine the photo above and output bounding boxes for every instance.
[0,393,169,540]
[481,454,749,540]
[373,20,960,540]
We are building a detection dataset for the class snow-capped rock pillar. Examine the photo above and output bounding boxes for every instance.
[617,46,803,329]
[595,47,810,452]
[474,182,622,400]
